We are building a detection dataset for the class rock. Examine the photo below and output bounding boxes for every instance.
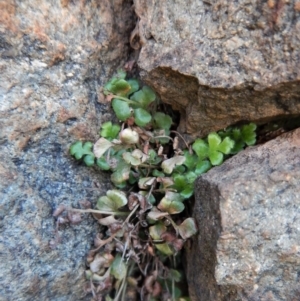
[134,0,300,138]
[0,0,135,300]
[186,128,300,301]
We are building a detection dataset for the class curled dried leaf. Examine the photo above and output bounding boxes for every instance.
[67,211,82,224]
[53,204,66,217]
[90,254,106,273]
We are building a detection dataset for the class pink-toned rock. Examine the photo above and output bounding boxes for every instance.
[187,128,300,301]
[0,1,135,300]
[134,0,300,138]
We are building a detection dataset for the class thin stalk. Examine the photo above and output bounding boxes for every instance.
[166,216,179,236]
[171,130,190,150]
[139,163,158,169]
[68,208,128,216]
[153,188,177,193]
[111,95,141,106]
[146,181,156,200]
[114,269,128,301]
[172,277,175,301]
[122,204,139,227]
[153,135,174,142]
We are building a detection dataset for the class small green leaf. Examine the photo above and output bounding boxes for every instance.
[161,156,185,174]
[83,154,95,166]
[217,136,235,154]
[110,254,127,280]
[209,150,224,165]
[130,86,156,108]
[96,196,114,211]
[70,141,93,160]
[180,187,194,199]
[207,132,222,149]
[153,112,172,130]
[105,77,131,96]
[128,171,138,184]
[158,191,185,214]
[100,121,121,141]
[126,79,139,96]
[112,98,132,121]
[178,218,197,239]
[195,160,212,175]
[152,169,165,177]
[96,190,127,212]
[134,108,152,127]
[183,150,198,170]
[172,174,194,199]
[173,165,186,173]
[168,269,182,282]
[103,70,126,95]
[192,139,209,159]
[150,223,176,254]
[96,156,110,170]
[241,123,257,146]
[172,174,186,191]
[193,133,234,165]
[185,171,197,184]
[111,160,131,185]
[155,243,174,255]
[149,222,167,240]
[106,190,128,208]
[147,149,162,165]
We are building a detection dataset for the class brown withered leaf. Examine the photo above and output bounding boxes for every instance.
[53,204,66,217]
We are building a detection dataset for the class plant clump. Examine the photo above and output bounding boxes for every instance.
[58,70,257,301]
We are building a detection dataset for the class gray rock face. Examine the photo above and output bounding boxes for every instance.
[187,128,300,301]
[0,0,135,300]
[134,0,300,138]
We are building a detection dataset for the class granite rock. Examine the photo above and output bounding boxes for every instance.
[0,0,135,300]
[187,128,300,301]
[134,0,300,138]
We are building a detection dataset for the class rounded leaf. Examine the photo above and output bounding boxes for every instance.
[218,136,235,154]
[130,86,156,108]
[110,254,127,280]
[126,79,139,96]
[70,141,93,160]
[96,157,110,170]
[207,132,222,150]
[100,121,120,141]
[209,150,223,166]
[192,139,209,159]
[83,154,95,166]
[178,218,197,239]
[157,192,185,214]
[241,123,257,146]
[134,108,152,127]
[112,98,132,121]
[153,112,172,130]
[93,137,113,159]
[161,156,185,174]
[106,190,128,208]
[195,160,212,175]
